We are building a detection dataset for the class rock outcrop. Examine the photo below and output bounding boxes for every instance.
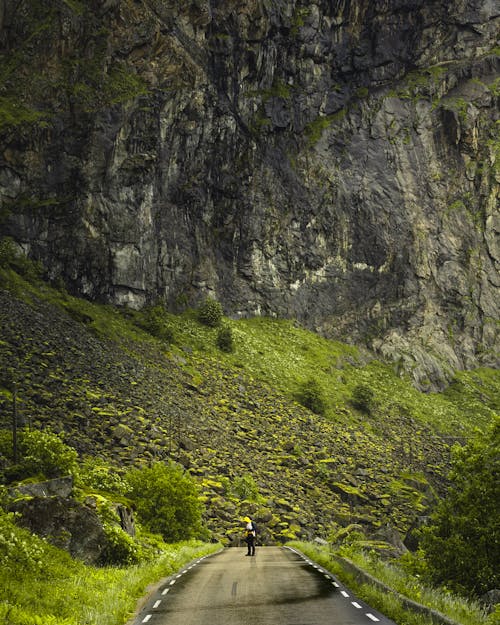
[0,0,498,388]
[9,475,73,499]
[10,495,107,564]
[8,475,136,562]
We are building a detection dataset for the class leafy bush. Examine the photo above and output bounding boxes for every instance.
[0,237,17,267]
[197,297,223,327]
[125,461,203,542]
[136,305,174,343]
[216,325,234,352]
[76,457,128,495]
[351,383,375,414]
[231,475,260,501]
[422,418,500,597]
[99,522,141,565]
[296,378,327,415]
[19,429,78,479]
[0,509,45,573]
[0,237,43,280]
[0,428,78,481]
[96,500,141,566]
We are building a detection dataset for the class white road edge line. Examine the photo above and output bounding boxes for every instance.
[161,588,170,596]
[169,580,176,586]
[366,613,380,622]
[341,590,350,598]
[332,582,340,588]
[351,601,362,609]
[141,615,152,623]
[153,600,161,609]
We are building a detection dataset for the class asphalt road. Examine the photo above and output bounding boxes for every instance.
[130,546,397,625]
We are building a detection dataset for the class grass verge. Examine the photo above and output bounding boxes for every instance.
[287,542,494,625]
[0,512,220,625]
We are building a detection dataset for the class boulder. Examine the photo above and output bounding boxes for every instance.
[370,524,408,557]
[10,496,107,564]
[9,475,73,498]
[480,589,500,614]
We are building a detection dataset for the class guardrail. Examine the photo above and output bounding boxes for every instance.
[333,554,462,625]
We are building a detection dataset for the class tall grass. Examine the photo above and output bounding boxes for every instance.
[344,549,491,625]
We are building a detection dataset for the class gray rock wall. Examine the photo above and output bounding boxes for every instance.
[0,0,498,388]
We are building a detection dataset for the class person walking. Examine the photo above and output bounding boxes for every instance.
[243,516,256,556]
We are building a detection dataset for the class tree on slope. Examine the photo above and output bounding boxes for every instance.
[423,417,499,597]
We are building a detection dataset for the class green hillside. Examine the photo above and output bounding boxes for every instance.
[0,261,498,545]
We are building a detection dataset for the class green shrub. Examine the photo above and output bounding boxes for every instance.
[351,383,375,414]
[137,305,174,343]
[0,237,17,267]
[0,237,43,281]
[0,428,78,481]
[125,461,203,542]
[216,325,234,352]
[231,475,260,501]
[422,418,500,597]
[0,509,45,573]
[197,297,223,327]
[296,378,327,415]
[76,457,128,495]
[99,522,141,565]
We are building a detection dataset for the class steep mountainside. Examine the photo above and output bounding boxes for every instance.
[0,0,499,388]
[1,270,498,543]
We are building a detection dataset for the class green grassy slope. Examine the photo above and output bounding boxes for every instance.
[0,266,498,543]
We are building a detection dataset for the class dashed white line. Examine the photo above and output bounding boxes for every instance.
[153,600,161,609]
[161,588,170,596]
[286,549,381,621]
[169,580,176,586]
[176,574,182,579]
[141,616,152,623]
[366,614,380,622]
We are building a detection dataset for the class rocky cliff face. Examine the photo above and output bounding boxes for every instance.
[0,0,498,388]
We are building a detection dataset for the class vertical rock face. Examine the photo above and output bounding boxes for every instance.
[0,0,498,387]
